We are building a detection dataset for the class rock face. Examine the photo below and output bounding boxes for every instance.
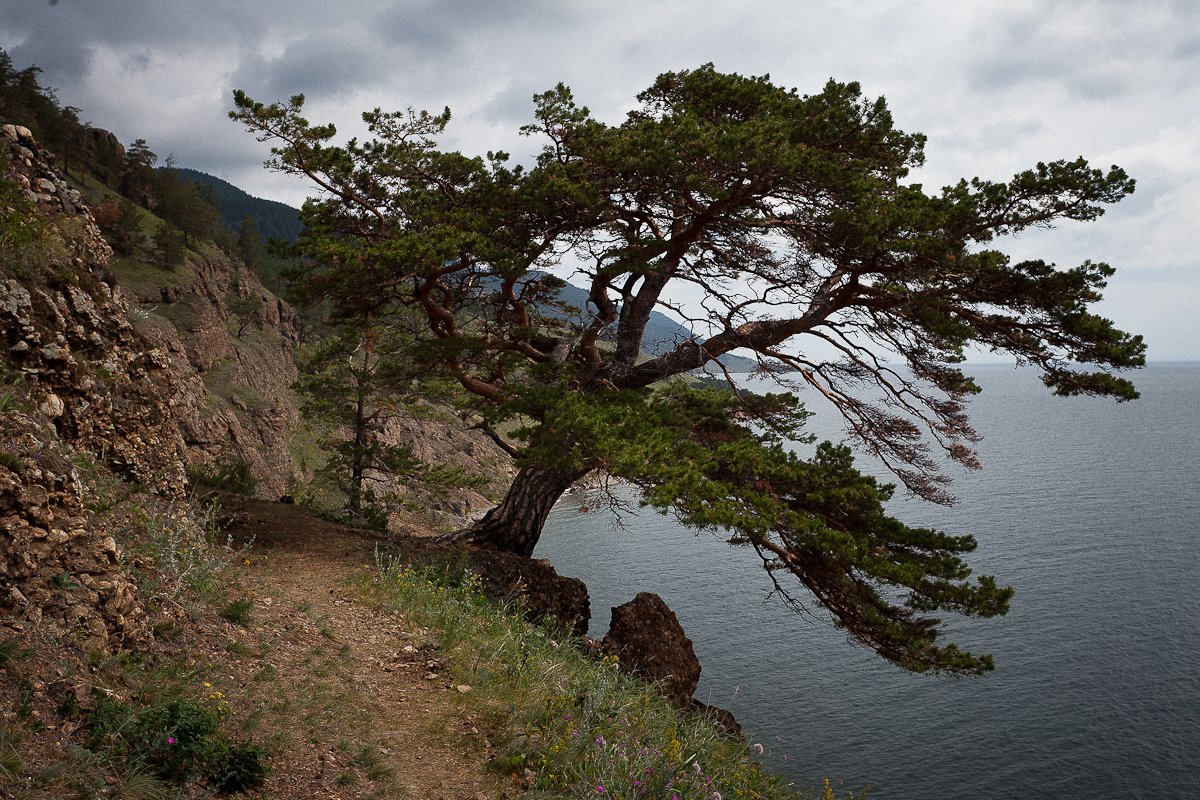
[601,592,702,708]
[1,123,185,650]
[4,124,304,502]
[377,411,516,528]
[124,250,302,499]
[1,124,191,491]
[463,547,590,636]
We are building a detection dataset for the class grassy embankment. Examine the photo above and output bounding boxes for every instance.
[364,549,819,800]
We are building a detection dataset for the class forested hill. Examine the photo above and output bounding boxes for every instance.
[170,167,304,244]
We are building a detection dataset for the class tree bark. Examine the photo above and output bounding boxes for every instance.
[442,464,588,556]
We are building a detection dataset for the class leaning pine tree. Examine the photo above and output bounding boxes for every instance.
[232,65,1143,675]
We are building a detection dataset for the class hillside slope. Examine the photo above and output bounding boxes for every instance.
[170,166,303,244]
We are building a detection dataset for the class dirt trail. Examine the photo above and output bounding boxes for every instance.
[207,496,513,799]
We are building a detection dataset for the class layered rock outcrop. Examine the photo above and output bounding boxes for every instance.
[1,124,190,491]
[0,410,148,651]
[123,250,302,499]
[2,123,182,649]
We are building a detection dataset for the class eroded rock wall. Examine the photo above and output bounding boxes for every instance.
[123,249,302,499]
[1,124,190,490]
[1,123,181,650]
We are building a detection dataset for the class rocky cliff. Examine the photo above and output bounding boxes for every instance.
[118,245,302,499]
[0,121,313,651]
[1,122,186,650]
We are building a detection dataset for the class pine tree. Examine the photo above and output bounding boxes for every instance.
[233,66,1143,674]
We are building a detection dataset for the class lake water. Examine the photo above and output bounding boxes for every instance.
[534,363,1200,799]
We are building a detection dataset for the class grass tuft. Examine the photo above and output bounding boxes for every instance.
[220,597,255,627]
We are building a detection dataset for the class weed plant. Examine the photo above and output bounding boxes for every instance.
[85,694,268,792]
[366,549,820,800]
[114,498,254,602]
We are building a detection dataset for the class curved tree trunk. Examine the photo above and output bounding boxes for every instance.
[442,464,588,557]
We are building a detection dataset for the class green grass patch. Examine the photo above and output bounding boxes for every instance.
[220,597,255,627]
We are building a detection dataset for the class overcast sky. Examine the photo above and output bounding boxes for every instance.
[2,0,1196,361]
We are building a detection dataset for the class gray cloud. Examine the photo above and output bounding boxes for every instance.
[0,0,1195,359]
[232,29,397,100]
[371,0,570,53]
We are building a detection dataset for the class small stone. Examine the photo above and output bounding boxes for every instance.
[39,344,68,361]
[37,393,64,418]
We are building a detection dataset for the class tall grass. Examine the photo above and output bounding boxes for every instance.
[365,549,819,800]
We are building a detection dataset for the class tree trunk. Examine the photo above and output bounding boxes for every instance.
[443,464,588,557]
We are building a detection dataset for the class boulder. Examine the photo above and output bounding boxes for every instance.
[690,699,743,738]
[601,591,701,707]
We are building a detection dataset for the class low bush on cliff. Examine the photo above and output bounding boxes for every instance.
[362,550,828,800]
[85,693,268,792]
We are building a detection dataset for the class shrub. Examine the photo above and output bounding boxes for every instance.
[209,741,271,792]
[115,499,252,601]
[85,695,269,792]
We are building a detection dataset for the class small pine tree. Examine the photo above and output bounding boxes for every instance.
[228,292,263,339]
[153,223,186,269]
[237,215,261,270]
[296,319,409,518]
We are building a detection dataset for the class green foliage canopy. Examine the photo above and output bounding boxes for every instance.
[232,65,1142,674]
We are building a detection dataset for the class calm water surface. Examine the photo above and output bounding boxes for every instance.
[535,363,1200,799]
